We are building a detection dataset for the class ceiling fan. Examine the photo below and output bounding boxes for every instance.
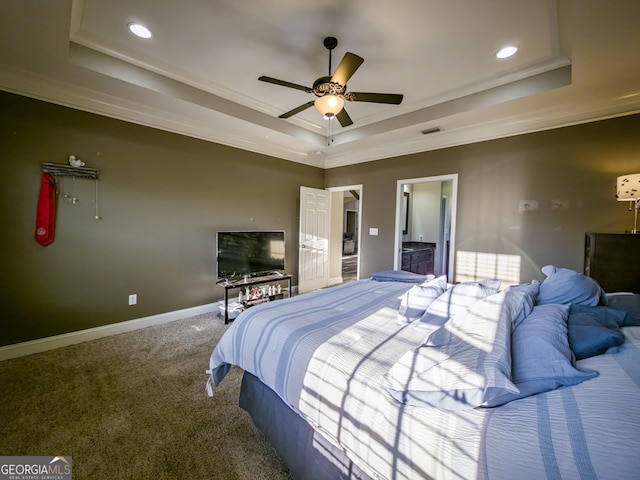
[258,37,404,127]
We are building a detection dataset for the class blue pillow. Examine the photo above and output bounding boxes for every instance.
[484,303,598,407]
[537,265,605,306]
[605,293,640,326]
[507,279,540,298]
[370,270,433,283]
[397,276,447,324]
[567,304,627,360]
[504,286,537,328]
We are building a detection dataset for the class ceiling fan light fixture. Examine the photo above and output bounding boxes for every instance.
[314,94,344,118]
[259,37,401,127]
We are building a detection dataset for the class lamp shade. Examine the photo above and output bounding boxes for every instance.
[617,173,640,201]
[314,95,344,118]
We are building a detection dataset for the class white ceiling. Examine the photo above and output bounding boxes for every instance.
[1,0,639,168]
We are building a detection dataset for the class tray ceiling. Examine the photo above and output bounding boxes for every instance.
[1,0,639,168]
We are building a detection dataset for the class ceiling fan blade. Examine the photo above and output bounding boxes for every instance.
[258,76,311,92]
[331,52,364,86]
[349,92,404,104]
[336,108,353,127]
[278,101,315,119]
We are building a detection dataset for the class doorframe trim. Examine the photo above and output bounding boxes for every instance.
[393,174,458,282]
[327,184,363,282]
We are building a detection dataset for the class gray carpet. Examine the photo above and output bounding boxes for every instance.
[0,313,293,479]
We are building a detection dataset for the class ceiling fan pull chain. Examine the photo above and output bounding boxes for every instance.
[327,117,336,146]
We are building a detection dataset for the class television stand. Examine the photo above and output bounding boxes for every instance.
[220,273,292,324]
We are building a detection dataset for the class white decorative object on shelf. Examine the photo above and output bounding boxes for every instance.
[68,155,85,167]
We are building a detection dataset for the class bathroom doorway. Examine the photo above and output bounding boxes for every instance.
[394,175,458,281]
[327,185,362,285]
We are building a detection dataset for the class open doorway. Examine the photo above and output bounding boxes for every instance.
[394,175,458,282]
[342,208,358,281]
[327,185,362,285]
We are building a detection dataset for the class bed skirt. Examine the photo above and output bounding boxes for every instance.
[239,371,374,480]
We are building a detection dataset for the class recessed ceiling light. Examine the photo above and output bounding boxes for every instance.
[128,22,152,39]
[496,46,518,59]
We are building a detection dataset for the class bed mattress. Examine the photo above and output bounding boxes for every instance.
[208,279,640,479]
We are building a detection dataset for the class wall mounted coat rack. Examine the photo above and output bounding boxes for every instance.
[42,162,99,179]
[41,162,101,220]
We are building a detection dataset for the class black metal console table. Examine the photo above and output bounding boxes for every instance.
[219,273,292,324]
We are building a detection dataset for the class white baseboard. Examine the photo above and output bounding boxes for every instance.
[328,275,344,286]
[0,303,219,362]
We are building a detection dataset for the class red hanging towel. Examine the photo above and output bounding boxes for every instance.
[35,173,56,246]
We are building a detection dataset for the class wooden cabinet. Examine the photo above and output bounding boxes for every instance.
[401,242,435,276]
[584,233,640,293]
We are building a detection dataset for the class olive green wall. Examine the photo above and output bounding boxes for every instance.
[325,114,640,282]
[0,92,324,346]
[3,89,639,347]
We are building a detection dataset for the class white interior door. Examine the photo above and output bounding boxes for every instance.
[299,186,330,294]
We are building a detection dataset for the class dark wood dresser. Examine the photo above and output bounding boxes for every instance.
[401,242,436,276]
[584,233,640,293]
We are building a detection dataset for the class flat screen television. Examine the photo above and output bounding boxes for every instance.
[216,230,286,279]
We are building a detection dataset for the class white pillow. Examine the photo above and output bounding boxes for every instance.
[385,290,518,410]
[397,276,447,324]
[417,279,500,329]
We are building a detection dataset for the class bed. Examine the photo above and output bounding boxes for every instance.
[206,266,640,480]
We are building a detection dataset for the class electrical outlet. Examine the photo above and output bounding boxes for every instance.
[519,200,539,213]
[128,294,137,306]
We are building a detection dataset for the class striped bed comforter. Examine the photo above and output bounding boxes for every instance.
[207,279,640,480]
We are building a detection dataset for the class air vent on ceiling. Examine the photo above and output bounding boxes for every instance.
[420,127,442,135]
